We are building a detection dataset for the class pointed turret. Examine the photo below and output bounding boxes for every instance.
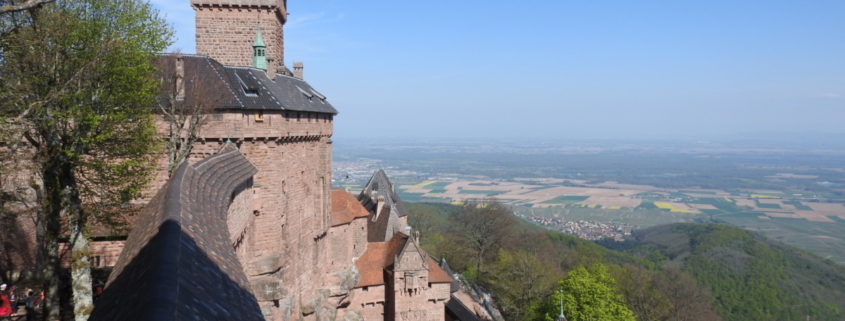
[252,26,267,70]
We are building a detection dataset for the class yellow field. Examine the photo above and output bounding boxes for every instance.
[654,202,692,213]
[751,194,778,199]
[607,206,622,210]
[410,181,437,189]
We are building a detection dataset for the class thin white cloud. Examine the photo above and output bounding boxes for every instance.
[821,93,842,98]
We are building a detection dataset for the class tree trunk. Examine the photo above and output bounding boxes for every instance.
[61,167,93,321]
[40,169,62,321]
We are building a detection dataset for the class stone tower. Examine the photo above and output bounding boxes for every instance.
[192,0,287,68]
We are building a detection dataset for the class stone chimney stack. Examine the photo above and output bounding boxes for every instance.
[267,59,277,80]
[293,62,303,79]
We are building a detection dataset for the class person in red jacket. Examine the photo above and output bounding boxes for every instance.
[0,284,12,316]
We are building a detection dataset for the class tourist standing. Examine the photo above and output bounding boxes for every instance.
[0,284,11,316]
[24,288,36,321]
[8,285,18,316]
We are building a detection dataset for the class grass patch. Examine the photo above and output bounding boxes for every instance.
[782,200,813,211]
[755,200,782,209]
[541,195,589,204]
[721,212,766,218]
[428,188,447,194]
[699,209,723,216]
[828,216,845,223]
[689,198,748,213]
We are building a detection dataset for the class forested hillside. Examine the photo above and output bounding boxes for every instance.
[408,201,845,321]
[407,201,720,321]
[610,224,845,321]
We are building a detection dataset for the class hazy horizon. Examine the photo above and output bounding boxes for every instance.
[152,0,845,141]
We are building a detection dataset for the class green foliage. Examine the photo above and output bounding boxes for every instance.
[485,249,557,321]
[545,264,636,321]
[627,223,845,321]
[540,195,589,204]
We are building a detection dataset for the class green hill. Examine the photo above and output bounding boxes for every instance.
[622,223,845,320]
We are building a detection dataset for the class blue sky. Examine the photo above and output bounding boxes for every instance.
[151,0,844,140]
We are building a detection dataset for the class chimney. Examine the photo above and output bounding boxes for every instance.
[267,59,277,80]
[293,62,303,79]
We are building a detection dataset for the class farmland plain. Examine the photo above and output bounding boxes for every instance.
[333,137,845,264]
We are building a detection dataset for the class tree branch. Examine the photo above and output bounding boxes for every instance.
[0,0,55,14]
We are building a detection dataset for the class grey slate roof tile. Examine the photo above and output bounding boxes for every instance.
[90,145,262,321]
[159,54,337,114]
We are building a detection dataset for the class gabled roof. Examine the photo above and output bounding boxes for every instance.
[358,169,407,218]
[158,54,337,114]
[355,234,409,287]
[330,189,370,227]
[354,233,453,288]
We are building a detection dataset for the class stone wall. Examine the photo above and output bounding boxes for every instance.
[58,241,125,269]
[344,285,387,321]
[193,0,286,68]
[146,109,334,320]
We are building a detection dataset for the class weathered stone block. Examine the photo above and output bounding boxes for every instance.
[251,276,286,301]
[248,252,284,276]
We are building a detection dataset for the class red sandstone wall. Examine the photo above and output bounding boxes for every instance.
[345,285,387,321]
[58,241,125,270]
[194,3,286,68]
[0,212,37,272]
[147,110,334,319]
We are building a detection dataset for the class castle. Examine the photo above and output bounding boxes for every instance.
[81,1,480,320]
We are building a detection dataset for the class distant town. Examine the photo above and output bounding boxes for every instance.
[513,212,632,241]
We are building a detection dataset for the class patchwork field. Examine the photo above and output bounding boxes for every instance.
[398,177,845,264]
[398,179,845,221]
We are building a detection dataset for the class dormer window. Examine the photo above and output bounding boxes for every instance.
[236,74,259,97]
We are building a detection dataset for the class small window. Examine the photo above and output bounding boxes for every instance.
[254,111,264,122]
[285,112,290,121]
[363,286,369,292]
[296,112,301,122]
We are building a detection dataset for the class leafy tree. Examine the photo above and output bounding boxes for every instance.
[154,54,227,177]
[450,198,514,273]
[486,249,557,321]
[654,265,721,321]
[610,264,672,321]
[548,264,635,321]
[0,0,171,319]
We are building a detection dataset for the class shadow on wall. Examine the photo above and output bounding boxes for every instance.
[90,219,263,320]
[0,212,36,282]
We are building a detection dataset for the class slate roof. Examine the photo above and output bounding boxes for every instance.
[159,54,337,114]
[330,189,370,227]
[435,256,461,293]
[90,144,263,321]
[446,294,482,321]
[359,169,407,217]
